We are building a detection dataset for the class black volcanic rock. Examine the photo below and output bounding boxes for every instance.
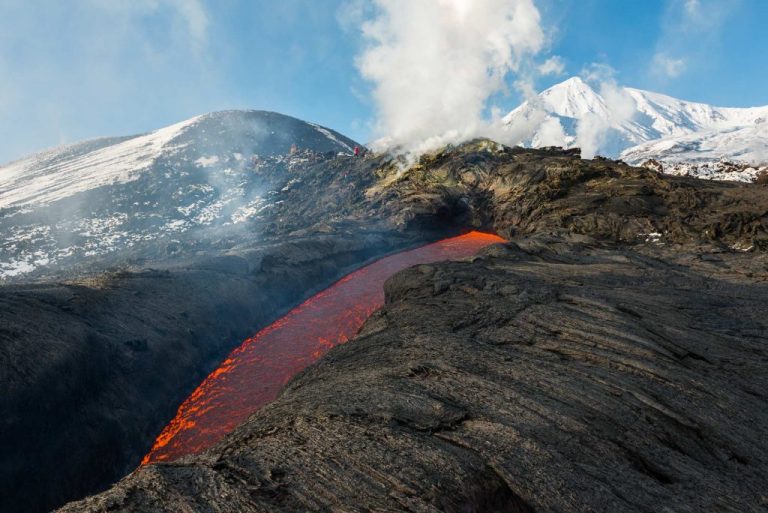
[0,112,374,513]
[58,235,768,512]
[361,140,768,249]
[3,138,768,512]
[0,230,426,513]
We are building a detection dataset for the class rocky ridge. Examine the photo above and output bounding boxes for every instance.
[363,141,768,250]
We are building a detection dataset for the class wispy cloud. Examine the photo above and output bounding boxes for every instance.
[652,53,687,78]
[649,0,739,81]
[168,0,210,50]
[580,62,616,84]
[684,0,701,16]
[538,56,565,76]
[336,0,371,32]
[86,0,210,45]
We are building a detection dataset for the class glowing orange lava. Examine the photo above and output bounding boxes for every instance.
[142,231,505,464]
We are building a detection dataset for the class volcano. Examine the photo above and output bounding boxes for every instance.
[504,77,768,180]
[0,110,357,282]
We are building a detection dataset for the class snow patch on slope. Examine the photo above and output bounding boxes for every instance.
[309,123,354,153]
[0,116,202,209]
[657,162,766,183]
[621,123,768,165]
[623,123,768,183]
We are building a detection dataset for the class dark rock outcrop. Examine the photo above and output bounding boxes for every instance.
[363,141,768,249]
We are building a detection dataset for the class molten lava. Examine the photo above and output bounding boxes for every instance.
[142,231,505,464]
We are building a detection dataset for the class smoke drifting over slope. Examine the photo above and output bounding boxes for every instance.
[357,0,545,155]
[576,67,638,159]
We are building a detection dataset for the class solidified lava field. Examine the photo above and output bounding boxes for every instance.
[53,142,768,513]
[142,231,505,464]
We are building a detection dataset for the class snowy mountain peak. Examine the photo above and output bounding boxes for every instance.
[536,76,609,119]
[504,77,768,165]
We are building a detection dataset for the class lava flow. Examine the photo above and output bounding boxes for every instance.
[142,231,505,464]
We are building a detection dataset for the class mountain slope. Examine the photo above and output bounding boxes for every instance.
[3,140,767,513]
[0,111,356,209]
[0,111,358,280]
[504,77,768,164]
[620,122,768,182]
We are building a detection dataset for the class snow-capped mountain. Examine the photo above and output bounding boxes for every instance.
[504,77,768,172]
[0,111,358,280]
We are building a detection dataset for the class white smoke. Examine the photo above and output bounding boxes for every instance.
[576,64,637,158]
[537,116,568,147]
[356,0,546,155]
[574,112,609,159]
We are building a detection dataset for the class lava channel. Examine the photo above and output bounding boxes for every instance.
[142,231,505,464]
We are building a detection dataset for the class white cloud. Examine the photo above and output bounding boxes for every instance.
[580,62,617,84]
[652,53,687,78]
[355,0,546,155]
[513,77,538,100]
[684,0,702,17]
[538,56,565,76]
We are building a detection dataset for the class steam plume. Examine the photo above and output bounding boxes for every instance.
[356,0,545,155]
[576,65,637,158]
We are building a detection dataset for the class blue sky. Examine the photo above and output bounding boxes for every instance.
[1,0,766,163]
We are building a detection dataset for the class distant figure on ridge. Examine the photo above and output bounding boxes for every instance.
[354,146,360,157]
